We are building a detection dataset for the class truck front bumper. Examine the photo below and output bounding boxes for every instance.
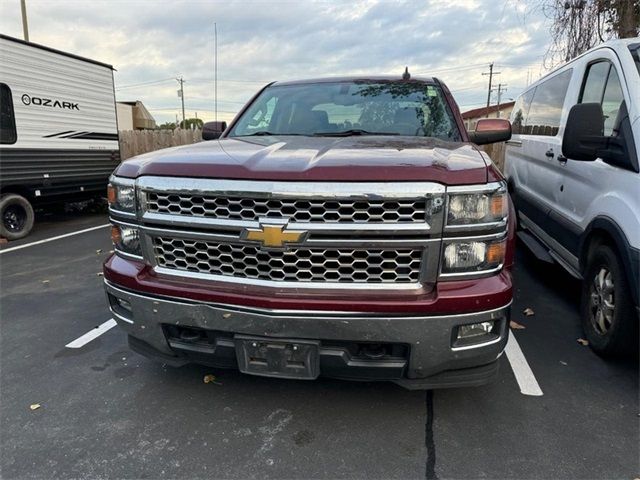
[105,280,510,390]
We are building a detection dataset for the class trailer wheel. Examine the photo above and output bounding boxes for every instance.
[0,194,35,240]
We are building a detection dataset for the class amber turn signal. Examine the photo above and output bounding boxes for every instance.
[107,184,116,205]
[486,240,506,265]
[110,225,121,244]
[490,194,506,218]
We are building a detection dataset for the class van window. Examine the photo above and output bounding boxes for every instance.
[580,61,610,103]
[0,83,17,144]
[579,61,625,136]
[511,88,535,134]
[524,69,572,136]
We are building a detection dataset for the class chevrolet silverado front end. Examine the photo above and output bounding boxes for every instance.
[104,75,515,389]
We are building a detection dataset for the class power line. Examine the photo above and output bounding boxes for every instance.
[116,77,266,91]
[413,62,487,76]
[147,106,238,114]
[115,78,175,90]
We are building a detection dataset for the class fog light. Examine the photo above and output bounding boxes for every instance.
[458,321,494,339]
[116,297,132,312]
[452,320,499,349]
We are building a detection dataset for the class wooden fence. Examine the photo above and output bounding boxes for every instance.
[481,142,506,172]
[119,129,203,160]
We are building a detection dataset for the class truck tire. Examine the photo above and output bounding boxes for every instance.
[581,244,637,357]
[0,194,35,240]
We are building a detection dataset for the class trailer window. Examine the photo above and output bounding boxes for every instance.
[0,83,17,144]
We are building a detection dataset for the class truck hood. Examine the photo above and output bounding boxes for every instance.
[115,135,490,185]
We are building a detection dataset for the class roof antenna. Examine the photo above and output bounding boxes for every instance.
[402,66,411,80]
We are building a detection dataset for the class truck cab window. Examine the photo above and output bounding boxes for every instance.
[0,83,17,144]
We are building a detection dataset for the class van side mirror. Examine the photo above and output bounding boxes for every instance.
[202,121,228,140]
[561,103,605,161]
[468,118,512,145]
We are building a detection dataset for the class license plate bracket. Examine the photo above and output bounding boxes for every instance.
[234,335,320,380]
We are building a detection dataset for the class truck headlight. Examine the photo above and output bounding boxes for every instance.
[107,177,136,213]
[111,224,142,257]
[447,189,507,226]
[441,237,506,274]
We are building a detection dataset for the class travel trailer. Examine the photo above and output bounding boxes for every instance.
[0,34,119,239]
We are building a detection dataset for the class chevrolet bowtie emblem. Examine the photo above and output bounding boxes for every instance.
[243,222,306,248]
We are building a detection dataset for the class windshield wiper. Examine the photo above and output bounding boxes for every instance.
[313,129,399,137]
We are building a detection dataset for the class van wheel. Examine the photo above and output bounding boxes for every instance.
[581,244,637,357]
[0,194,35,240]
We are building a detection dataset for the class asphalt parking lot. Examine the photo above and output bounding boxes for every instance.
[1,213,638,479]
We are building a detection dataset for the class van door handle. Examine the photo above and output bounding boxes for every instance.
[545,149,555,158]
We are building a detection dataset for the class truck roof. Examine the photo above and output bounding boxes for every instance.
[0,33,114,70]
[271,75,437,86]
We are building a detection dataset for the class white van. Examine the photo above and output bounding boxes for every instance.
[505,38,639,356]
[0,34,119,239]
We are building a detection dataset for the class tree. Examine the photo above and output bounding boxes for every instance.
[536,0,639,66]
[158,121,177,130]
[179,118,204,130]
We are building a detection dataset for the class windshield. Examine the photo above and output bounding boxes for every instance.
[228,81,461,141]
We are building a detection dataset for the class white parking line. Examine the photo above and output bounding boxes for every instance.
[65,319,117,349]
[0,224,110,254]
[505,330,543,396]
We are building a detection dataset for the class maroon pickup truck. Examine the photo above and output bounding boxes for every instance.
[104,74,515,389]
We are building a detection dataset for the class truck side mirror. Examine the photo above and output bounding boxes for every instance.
[561,103,605,161]
[202,121,228,140]
[468,118,512,145]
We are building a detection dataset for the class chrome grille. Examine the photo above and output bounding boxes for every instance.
[145,192,427,223]
[152,236,423,284]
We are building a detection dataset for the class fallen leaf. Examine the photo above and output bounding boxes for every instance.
[42,280,50,284]
[510,320,526,330]
[0,238,7,245]
[203,374,222,385]
[96,272,104,277]
[560,361,568,366]
[222,313,231,319]
[577,338,589,346]
[30,403,41,411]
[523,307,535,317]
[96,249,102,254]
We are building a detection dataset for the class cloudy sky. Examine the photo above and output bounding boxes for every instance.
[0,0,553,125]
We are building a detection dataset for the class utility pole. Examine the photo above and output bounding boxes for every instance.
[214,22,218,123]
[491,83,507,118]
[177,77,185,129]
[20,0,29,41]
[482,63,500,117]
